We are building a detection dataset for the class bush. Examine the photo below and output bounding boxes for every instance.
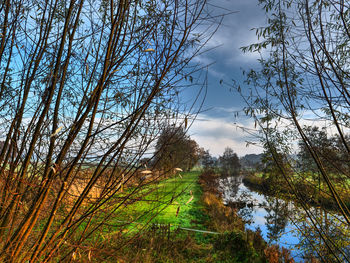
[213,231,266,263]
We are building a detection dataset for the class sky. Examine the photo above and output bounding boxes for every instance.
[185,0,267,157]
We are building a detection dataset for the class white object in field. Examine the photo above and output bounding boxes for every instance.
[140,170,152,174]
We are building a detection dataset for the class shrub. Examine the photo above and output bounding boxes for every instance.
[213,231,266,263]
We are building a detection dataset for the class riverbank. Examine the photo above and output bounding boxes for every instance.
[88,170,295,262]
[242,172,350,212]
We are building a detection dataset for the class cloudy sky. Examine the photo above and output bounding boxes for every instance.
[185,0,267,157]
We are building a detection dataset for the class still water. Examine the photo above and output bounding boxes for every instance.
[218,176,350,262]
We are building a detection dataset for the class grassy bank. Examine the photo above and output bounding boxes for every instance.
[243,172,350,212]
[90,171,213,262]
[116,171,206,229]
[80,170,295,263]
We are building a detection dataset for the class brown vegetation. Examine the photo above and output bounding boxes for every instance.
[199,170,245,232]
[0,0,218,261]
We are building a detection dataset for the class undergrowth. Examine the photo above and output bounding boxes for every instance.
[69,170,296,262]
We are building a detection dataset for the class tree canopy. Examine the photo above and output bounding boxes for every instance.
[218,147,240,176]
[154,125,201,172]
[201,149,217,170]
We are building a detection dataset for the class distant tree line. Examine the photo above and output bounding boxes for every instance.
[200,147,241,176]
[297,126,350,175]
[245,126,350,179]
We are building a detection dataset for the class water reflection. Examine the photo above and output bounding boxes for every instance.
[294,208,350,262]
[219,176,254,223]
[264,197,289,243]
[218,176,350,262]
[219,176,241,201]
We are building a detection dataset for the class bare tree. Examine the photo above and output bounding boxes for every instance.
[238,0,350,261]
[0,0,216,262]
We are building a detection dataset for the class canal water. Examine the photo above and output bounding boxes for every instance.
[218,176,350,262]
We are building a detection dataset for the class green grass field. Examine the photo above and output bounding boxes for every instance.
[86,171,273,262]
[109,171,207,234]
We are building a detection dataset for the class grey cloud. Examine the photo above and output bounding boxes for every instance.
[189,112,262,156]
[202,0,267,66]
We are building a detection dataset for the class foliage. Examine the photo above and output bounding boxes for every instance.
[154,126,201,172]
[264,245,294,263]
[199,170,295,263]
[297,126,350,176]
[201,149,217,170]
[95,227,213,263]
[212,231,266,263]
[75,169,298,263]
[240,154,263,171]
[218,147,241,176]
[238,0,350,260]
